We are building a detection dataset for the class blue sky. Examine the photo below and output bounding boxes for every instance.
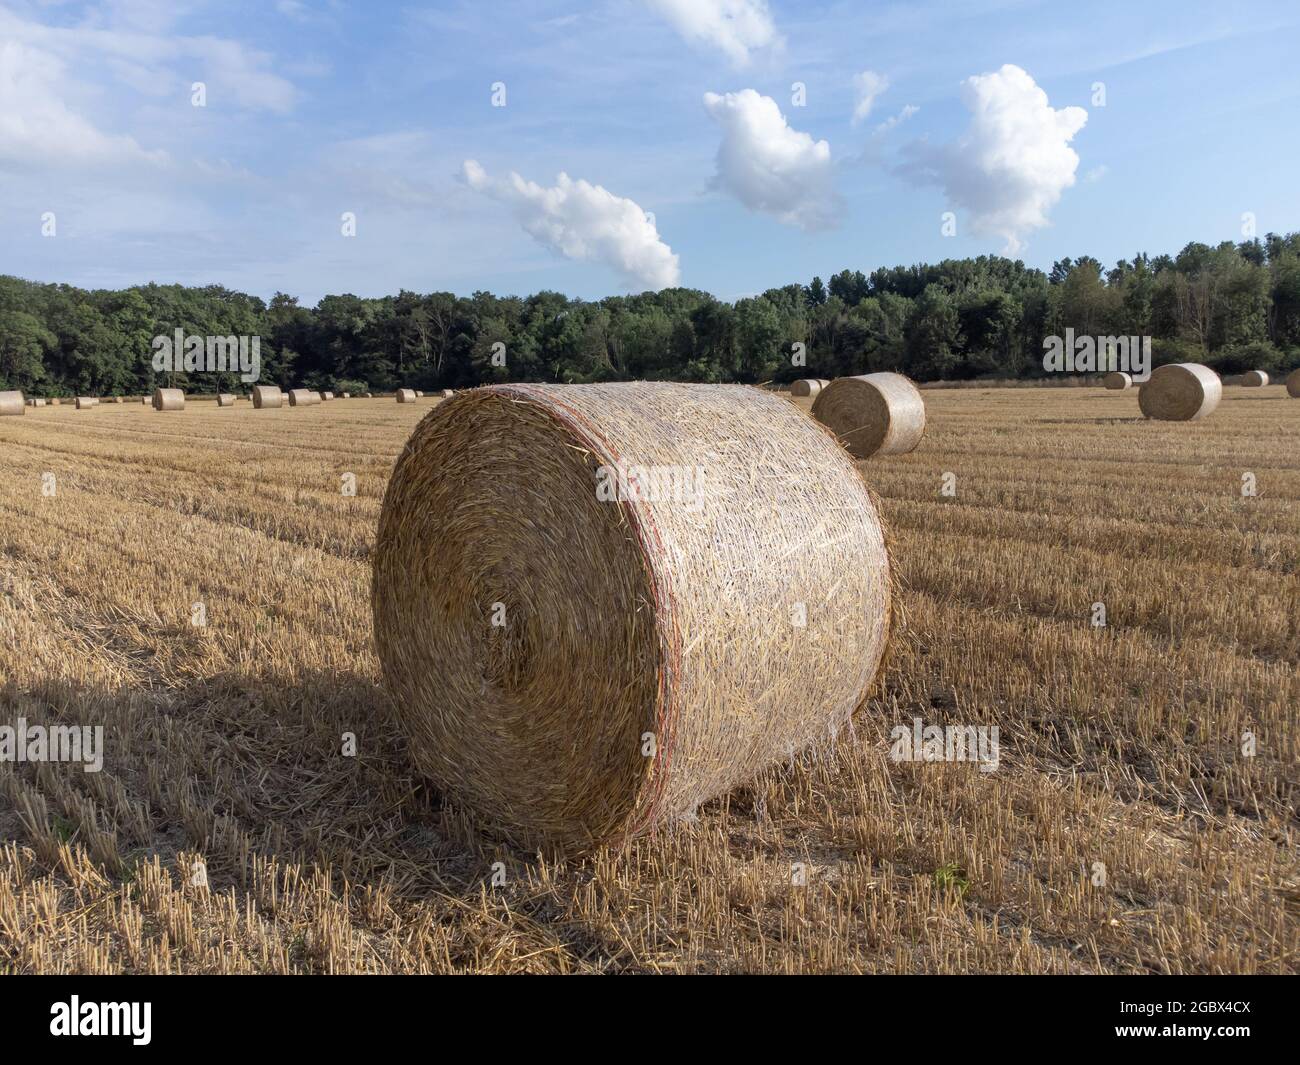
[2,0,1298,304]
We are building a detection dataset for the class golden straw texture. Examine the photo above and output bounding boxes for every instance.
[152,388,185,411]
[1103,372,1132,390]
[217,393,235,407]
[790,379,829,397]
[75,397,98,409]
[811,372,926,458]
[1138,363,1221,421]
[0,391,25,416]
[287,389,320,407]
[373,382,893,851]
[396,388,416,403]
[252,385,283,409]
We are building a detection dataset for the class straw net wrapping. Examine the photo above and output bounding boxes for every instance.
[372,381,892,850]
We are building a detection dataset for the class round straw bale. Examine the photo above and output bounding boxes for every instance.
[0,391,25,416]
[28,397,46,407]
[252,385,283,409]
[1103,371,1132,390]
[217,393,235,407]
[373,382,893,850]
[440,388,454,398]
[322,391,335,401]
[1239,370,1269,387]
[415,390,425,398]
[364,392,373,398]
[789,378,829,397]
[152,387,185,411]
[396,388,416,403]
[1138,363,1221,421]
[287,388,320,407]
[1287,368,1300,397]
[75,396,98,409]
[341,392,351,399]
[810,372,926,458]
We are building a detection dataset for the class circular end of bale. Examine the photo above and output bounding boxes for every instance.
[1240,370,1269,387]
[810,372,926,458]
[396,388,416,403]
[372,382,893,850]
[1137,363,1221,421]
[1102,371,1132,390]
[1286,368,1300,398]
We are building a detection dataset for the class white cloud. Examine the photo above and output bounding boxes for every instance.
[461,161,681,291]
[647,0,779,68]
[874,104,919,134]
[702,89,840,231]
[0,40,166,166]
[851,70,889,125]
[900,64,1087,254]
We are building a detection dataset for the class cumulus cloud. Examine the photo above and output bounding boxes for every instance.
[702,89,840,230]
[647,0,779,68]
[851,70,889,125]
[461,161,681,291]
[900,64,1086,254]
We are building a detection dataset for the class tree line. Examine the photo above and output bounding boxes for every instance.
[3,233,1299,397]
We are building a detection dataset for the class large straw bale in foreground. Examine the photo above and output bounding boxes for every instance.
[0,391,24,416]
[373,382,893,850]
[152,388,185,411]
[810,372,926,458]
[1138,363,1221,421]
[287,389,320,407]
[1103,372,1132,390]
[790,379,830,397]
[1288,368,1300,397]
[252,385,283,409]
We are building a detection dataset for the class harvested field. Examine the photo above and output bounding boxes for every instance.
[0,388,1296,974]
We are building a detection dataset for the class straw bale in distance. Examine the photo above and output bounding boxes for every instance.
[1138,363,1221,421]
[372,381,893,850]
[0,391,25,416]
[1239,370,1269,387]
[217,393,235,407]
[1287,368,1300,397]
[440,389,454,398]
[415,390,425,398]
[252,385,283,409]
[341,392,351,399]
[811,372,926,458]
[152,388,185,411]
[790,378,829,397]
[322,391,335,401]
[27,397,46,407]
[287,388,320,407]
[396,388,416,403]
[1103,371,1132,390]
[75,397,98,409]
